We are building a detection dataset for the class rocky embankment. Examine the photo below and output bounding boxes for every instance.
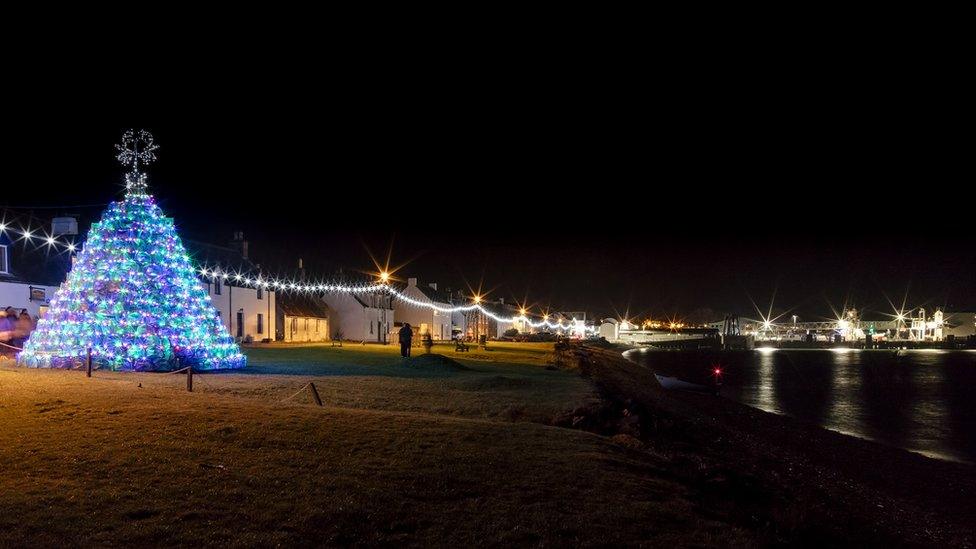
[552,343,976,547]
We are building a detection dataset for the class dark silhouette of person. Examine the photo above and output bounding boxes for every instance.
[399,323,413,358]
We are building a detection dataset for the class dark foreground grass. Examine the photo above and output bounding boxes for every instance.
[0,345,753,546]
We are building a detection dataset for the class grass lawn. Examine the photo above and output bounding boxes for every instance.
[0,343,751,546]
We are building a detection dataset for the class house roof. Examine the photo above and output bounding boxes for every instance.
[183,239,262,279]
[278,294,331,319]
[353,292,394,310]
[477,300,520,318]
[416,284,453,304]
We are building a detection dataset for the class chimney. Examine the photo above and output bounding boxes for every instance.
[428,283,437,291]
[52,216,79,236]
[298,258,305,281]
[231,231,249,260]
[408,277,418,287]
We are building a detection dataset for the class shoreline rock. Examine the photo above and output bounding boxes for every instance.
[554,342,976,546]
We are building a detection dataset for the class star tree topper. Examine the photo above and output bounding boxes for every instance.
[115,129,159,196]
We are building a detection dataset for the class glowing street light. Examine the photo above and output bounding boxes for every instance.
[379,271,390,283]
[473,295,482,304]
[519,308,527,316]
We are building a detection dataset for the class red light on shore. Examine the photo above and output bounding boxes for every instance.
[713,368,722,375]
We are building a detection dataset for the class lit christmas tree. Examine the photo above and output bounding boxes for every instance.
[18,130,245,371]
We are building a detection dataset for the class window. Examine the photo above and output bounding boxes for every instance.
[257,313,264,334]
[0,244,7,274]
[213,277,222,295]
[257,286,263,300]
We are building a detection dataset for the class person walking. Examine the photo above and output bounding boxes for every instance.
[13,310,34,349]
[399,323,413,358]
[0,308,14,358]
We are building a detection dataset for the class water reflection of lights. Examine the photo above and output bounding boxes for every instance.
[829,347,858,354]
[756,347,777,354]
[755,348,776,413]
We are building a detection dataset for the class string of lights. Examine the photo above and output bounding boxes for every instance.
[195,267,584,331]
[0,223,78,252]
[1,218,582,332]
[0,219,585,332]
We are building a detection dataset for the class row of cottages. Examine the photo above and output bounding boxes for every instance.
[2,210,562,345]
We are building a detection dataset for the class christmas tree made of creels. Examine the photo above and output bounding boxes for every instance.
[18,130,245,371]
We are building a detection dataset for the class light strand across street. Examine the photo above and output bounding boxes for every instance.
[0,222,78,252]
[197,267,586,332]
[0,220,586,333]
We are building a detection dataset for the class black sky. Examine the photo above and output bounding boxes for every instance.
[3,78,973,321]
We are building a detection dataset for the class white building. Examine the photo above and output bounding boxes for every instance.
[321,291,394,343]
[394,278,453,340]
[599,318,620,341]
[189,235,276,343]
[0,281,59,319]
[461,299,519,340]
[201,273,276,343]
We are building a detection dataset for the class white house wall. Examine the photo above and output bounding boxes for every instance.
[395,283,452,340]
[202,280,276,342]
[0,281,60,319]
[321,293,392,343]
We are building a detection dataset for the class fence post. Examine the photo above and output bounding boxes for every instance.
[86,347,92,378]
[308,382,322,406]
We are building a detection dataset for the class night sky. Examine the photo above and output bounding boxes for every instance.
[4,97,973,321]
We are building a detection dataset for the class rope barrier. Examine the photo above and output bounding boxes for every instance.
[280,382,323,406]
[0,341,24,351]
